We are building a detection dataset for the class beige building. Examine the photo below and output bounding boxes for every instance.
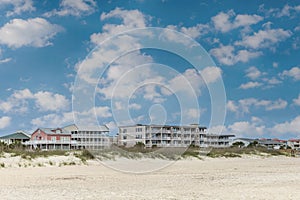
[63,124,111,150]
[118,124,234,148]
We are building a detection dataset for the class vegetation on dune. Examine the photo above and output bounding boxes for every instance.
[0,140,297,165]
[207,146,287,158]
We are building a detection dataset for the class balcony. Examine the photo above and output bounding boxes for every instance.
[24,140,72,145]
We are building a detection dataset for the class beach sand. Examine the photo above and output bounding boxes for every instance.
[0,156,300,199]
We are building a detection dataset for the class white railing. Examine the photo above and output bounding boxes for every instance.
[24,140,72,145]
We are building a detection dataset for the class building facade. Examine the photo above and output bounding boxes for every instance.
[25,128,72,150]
[287,139,300,150]
[0,131,30,145]
[118,124,234,148]
[63,124,111,150]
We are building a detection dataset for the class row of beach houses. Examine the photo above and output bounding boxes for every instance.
[1,123,300,151]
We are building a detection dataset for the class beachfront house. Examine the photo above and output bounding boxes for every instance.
[230,138,256,147]
[258,139,287,149]
[25,128,72,150]
[118,124,235,148]
[0,131,31,145]
[63,124,111,150]
[287,139,300,150]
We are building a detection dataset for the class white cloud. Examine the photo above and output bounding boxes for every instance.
[0,58,12,64]
[264,77,282,85]
[265,99,287,111]
[0,116,11,129]
[75,8,151,86]
[44,0,97,17]
[228,121,265,137]
[212,10,263,33]
[239,81,262,89]
[91,8,148,44]
[228,98,287,114]
[273,62,278,68]
[261,4,300,18]
[166,24,210,39]
[33,91,69,112]
[208,125,228,135]
[271,115,300,135]
[93,106,112,118]
[129,103,142,110]
[0,0,35,16]
[293,94,300,106]
[227,100,238,113]
[200,66,222,84]
[165,67,221,98]
[186,108,200,119]
[31,112,74,128]
[245,66,262,80]
[280,67,300,81]
[0,18,63,48]
[210,45,262,65]
[0,89,70,113]
[235,28,292,49]
[167,68,202,96]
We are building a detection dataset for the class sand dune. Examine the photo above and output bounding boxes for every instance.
[0,156,300,199]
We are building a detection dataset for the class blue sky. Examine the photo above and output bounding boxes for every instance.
[0,0,300,139]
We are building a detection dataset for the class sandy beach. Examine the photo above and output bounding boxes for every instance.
[1,156,300,200]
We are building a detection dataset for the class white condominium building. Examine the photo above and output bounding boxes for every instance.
[118,124,234,148]
[63,124,111,150]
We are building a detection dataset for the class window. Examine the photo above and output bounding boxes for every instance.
[51,136,56,141]
[61,137,70,142]
[136,128,143,132]
[122,129,127,133]
[136,135,142,139]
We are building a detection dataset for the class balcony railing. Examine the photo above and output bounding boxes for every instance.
[24,140,73,145]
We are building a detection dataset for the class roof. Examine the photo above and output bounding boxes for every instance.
[0,131,30,140]
[38,128,70,135]
[258,140,286,145]
[119,124,207,129]
[233,138,256,142]
[288,139,300,142]
[63,124,109,132]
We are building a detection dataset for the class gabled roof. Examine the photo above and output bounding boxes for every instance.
[234,138,256,142]
[38,128,70,135]
[63,124,109,132]
[0,131,30,140]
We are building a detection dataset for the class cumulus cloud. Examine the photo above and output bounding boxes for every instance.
[227,100,238,113]
[0,18,63,48]
[200,66,222,84]
[259,4,300,18]
[166,24,210,39]
[228,121,265,137]
[33,91,70,112]
[0,116,11,129]
[228,98,287,114]
[293,94,300,106]
[0,0,35,16]
[245,66,263,80]
[239,81,262,89]
[44,0,97,17]
[212,10,263,33]
[0,58,12,64]
[280,66,300,81]
[235,28,292,50]
[0,89,70,114]
[31,112,74,128]
[90,8,148,44]
[210,45,262,65]
[271,115,300,135]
